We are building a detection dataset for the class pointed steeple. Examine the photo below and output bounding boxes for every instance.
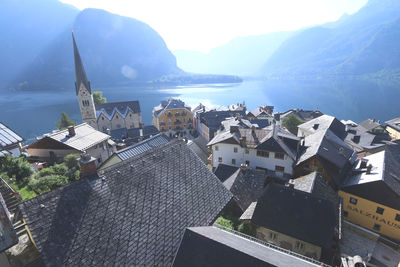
[72,31,91,95]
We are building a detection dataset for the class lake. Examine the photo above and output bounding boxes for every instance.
[1,79,399,143]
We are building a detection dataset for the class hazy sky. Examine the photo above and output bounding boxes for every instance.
[60,0,368,52]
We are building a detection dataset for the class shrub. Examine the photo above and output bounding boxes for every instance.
[63,154,79,170]
[238,222,256,236]
[0,155,33,184]
[215,217,234,230]
[28,175,69,194]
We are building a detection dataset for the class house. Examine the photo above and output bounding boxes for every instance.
[208,124,299,178]
[240,183,337,262]
[297,114,346,139]
[72,33,142,132]
[152,98,194,137]
[19,140,232,266]
[197,110,247,141]
[108,125,159,146]
[339,144,400,240]
[27,123,115,166]
[172,226,327,267]
[221,165,267,211]
[246,106,274,123]
[295,128,356,189]
[344,122,391,153]
[98,134,169,170]
[385,117,400,141]
[0,123,24,157]
[280,109,323,122]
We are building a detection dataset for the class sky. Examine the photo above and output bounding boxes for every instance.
[60,0,368,53]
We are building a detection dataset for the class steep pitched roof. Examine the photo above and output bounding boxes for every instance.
[153,98,191,117]
[19,140,232,266]
[341,145,400,209]
[344,125,390,151]
[214,164,240,183]
[187,136,209,164]
[96,101,141,120]
[28,123,110,152]
[223,168,267,211]
[0,122,23,150]
[109,125,159,146]
[242,183,336,248]
[172,226,323,267]
[386,117,400,132]
[298,115,346,140]
[199,110,247,131]
[297,129,355,170]
[281,109,323,121]
[359,119,382,132]
[72,32,91,95]
[221,117,253,130]
[114,134,169,161]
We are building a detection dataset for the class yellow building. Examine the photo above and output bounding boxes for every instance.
[240,183,337,263]
[385,117,400,141]
[339,146,400,241]
[152,98,194,138]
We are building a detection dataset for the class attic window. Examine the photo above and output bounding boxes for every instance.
[313,124,319,130]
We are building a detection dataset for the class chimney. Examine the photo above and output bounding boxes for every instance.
[240,163,247,172]
[360,158,368,169]
[286,179,295,188]
[68,126,76,136]
[139,128,143,137]
[107,128,111,135]
[366,164,372,174]
[79,153,97,178]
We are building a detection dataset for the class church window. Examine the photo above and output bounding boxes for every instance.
[116,115,119,119]
[130,114,132,118]
[102,117,104,120]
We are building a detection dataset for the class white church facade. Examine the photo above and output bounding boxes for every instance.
[73,33,142,132]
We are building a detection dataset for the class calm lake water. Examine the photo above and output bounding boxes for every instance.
[1,79,399,143]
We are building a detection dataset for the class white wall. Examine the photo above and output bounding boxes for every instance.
[211,143,294,175]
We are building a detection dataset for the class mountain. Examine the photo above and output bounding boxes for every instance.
[0,0,79,88]
[174,31,292,76]
[261,0,400,78]
[10,8,182,90]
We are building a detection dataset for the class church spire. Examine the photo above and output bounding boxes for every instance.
[72,31,91,95]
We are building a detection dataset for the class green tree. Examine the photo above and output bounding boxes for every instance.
[93,91,107,104]
[282,114,305,135]
[28,175,69,194]
[0,155,33,183]
[56,112,76,130]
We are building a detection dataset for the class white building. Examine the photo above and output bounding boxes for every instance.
[208,124,300,177]
[27,123,116,166]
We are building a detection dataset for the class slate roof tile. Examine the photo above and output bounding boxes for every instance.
[20,140,232,266]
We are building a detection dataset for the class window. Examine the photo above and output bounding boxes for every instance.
[295,241,305,250]
[234,147,238,153]
[269,232,277,240]
[245,160,250,166]
[257,150,269,158]
[349,197,358,205]
[232,159,236,165]
[97,158,102,163]
[168,126,172,130]
[102,116,104,120]
[373,224,381,231]
[376,207,384,215]
[215,145,219,151]
[218,157,222,163]
[245,149,249,154]
[343,211,348,217]
[275,165,284,172]
[274,152,284,159]
[396,214,400,222]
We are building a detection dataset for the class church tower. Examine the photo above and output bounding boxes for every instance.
[72,32,98,130]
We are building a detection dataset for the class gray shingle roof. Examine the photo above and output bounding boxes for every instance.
[358,119,382,132]
[242,183,336,248]
[172,226,323,267]
[115,134,169,161]
[0,122,23,150]
[199,110,247,131]
[341,144,400,209]
[298,115,346,140]
[38,123,110,152]
[109,125,160,146]
[153,98,191,117]
[19,140,232,266]
[214,164,240,183]
[223,168,267,211]
[281,109,323,121]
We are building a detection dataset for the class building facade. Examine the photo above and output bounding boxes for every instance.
[152,98,194,137]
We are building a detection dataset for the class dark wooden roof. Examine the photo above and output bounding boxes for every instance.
[243,183,336,248]
[172,226,323,267]
[20,140,232,266]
